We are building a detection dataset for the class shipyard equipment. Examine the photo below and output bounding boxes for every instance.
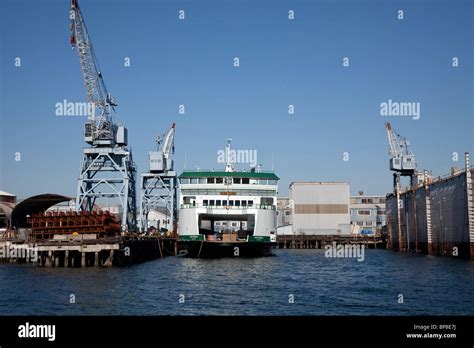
[385,122,416,175]
[385,122,418,251]
[70,0,137,231]
[139,123,177,233]
[385,122,418,188]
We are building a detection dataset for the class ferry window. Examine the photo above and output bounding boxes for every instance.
[222,222,227,226]
[377,210,385,215]
[365,221,373,226]
[210,200,215,206]
[242,200,247,207]
[222,200,228,206]
[229,200,234,206]
[357,221,364,226]
[242,178,250,184]
[362,198,373,204]
[235,200,240,207]
[203,200,208,206]
[258,179,267,185]
[199,178,206,184]
[215,222,220,226]
[190,178,198,184]
[261,197,274,205]
[233,178,241,184]
[268,180,277,185]
[358,210,371,216]
[183,196,195,204]
[207,177,215,184]
[180,178,190,184]
[216,200,222,206]
[216,177,223,184]
[285,210,290,216]
[248,200,253,206]
[232,222,237,227]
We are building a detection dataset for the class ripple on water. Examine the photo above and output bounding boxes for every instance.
[0,250,473,315]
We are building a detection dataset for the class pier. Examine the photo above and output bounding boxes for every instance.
[276,235,385,249]
[0,236,177,267]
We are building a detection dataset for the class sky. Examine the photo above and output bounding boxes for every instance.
[0,0,473,200]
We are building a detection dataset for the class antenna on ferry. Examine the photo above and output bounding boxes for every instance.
[225,138,234,172]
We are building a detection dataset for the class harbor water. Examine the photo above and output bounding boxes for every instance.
[1,249,473,315]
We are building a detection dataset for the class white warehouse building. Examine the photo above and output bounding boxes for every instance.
[289,182,351,235]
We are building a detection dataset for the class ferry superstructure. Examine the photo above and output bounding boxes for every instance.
[177,141,279,257]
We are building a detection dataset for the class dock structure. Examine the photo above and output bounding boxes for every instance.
[276,234,385,249]
[0,210,176,267]
[386,153,474,260]
[0,236,177,267]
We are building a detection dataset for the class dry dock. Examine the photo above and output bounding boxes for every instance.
[386,154,474,260]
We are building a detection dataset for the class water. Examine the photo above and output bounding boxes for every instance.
[1,249,473,315]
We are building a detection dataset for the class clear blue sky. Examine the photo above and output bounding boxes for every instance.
[0,0,472,200]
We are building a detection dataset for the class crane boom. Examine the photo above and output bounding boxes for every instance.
[162,123,176,159]
[70,0,117,143]
[385,122,401,157]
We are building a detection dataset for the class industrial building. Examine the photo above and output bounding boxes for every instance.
[386,154,474,260]
[350,193,386,235]
[289,182,351,235]
[277,197,292,227]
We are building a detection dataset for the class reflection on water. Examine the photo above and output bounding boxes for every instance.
[0,250,473,315]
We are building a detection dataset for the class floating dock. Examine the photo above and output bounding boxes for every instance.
[386,153,474,260]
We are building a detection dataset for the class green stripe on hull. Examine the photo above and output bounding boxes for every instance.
[179,235,205,241]
[248,236,271,242]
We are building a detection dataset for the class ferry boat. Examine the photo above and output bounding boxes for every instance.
[177,141,279,257]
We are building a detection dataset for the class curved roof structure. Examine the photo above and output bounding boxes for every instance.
[11,194,73,228]
[0,202,15,228]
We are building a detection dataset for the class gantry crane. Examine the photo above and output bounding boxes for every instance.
[385,122,418,251]
[70,0,137,231]
[139,123,177,233]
